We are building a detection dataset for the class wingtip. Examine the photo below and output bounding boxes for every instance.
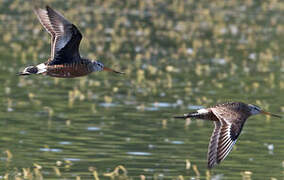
[207,164,213,169]
[33,5,50,10]
[45,5,52,10]
[33,6,40,12]
[207,161,217,169]
[33,5,46,14]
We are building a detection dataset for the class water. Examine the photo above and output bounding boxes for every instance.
[0,1,283,179]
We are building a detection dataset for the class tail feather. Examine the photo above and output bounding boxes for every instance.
[174,112,200,119]
[18,63,47,76]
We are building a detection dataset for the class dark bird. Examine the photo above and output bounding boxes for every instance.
[18,6,123,78]
[174,102,281,169]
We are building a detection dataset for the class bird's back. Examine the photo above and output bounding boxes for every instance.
[46,59,93,78]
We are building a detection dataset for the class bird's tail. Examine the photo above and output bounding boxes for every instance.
[17,66,37,76]
[17,63,47,76]
[174,112,202,119]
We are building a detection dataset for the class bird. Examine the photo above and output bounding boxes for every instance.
[18,6,123,78]
[174,102,281,169]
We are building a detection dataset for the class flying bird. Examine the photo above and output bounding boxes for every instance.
[174,102,281,168]
[18,6,123,78]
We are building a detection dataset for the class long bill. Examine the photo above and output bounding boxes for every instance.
[261,110,282,118]
[103,67,125,74]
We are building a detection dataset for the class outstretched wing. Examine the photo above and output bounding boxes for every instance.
[34,6,82,65]
[34,7,56,61]
[207,108,248,168]
[207,120,222,168]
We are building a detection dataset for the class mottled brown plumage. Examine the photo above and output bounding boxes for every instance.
[18,6,123,78]
[174,102,281,169]
[46,60,93,78]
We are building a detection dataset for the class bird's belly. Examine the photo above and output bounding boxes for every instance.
[46,64,92,78]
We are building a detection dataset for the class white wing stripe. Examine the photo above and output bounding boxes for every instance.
[219,139,233,156]
[219,140,237,161]
[219,137,231,149]
[217,123,237,163]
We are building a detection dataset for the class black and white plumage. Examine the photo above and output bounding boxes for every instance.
[174,102,281,169]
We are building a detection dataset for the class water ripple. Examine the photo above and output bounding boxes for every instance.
[87,127,101,131]
[39,148,62,152]
[127,152,152,156]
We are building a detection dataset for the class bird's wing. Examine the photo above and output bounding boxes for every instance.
[207,108,247,168]
[34,7,56,61]
[207,120,222,168]
[34,6,82,65]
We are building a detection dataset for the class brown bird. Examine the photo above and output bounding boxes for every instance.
[174,102,281,169]
[18,6,123,78]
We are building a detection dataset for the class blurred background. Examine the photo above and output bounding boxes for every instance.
[0,0,283,179]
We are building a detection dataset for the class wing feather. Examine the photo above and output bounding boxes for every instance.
[207,107,248,168]
[34,8,55,60]
[34,6,82,64]
[207,121,222,168]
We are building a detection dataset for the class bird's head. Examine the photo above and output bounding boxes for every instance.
[93,61,124,74]
[93,61,104,72]
[248,104,281,118]
[17,66,38,75]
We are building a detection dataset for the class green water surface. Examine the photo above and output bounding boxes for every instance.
[0,0,283,179]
